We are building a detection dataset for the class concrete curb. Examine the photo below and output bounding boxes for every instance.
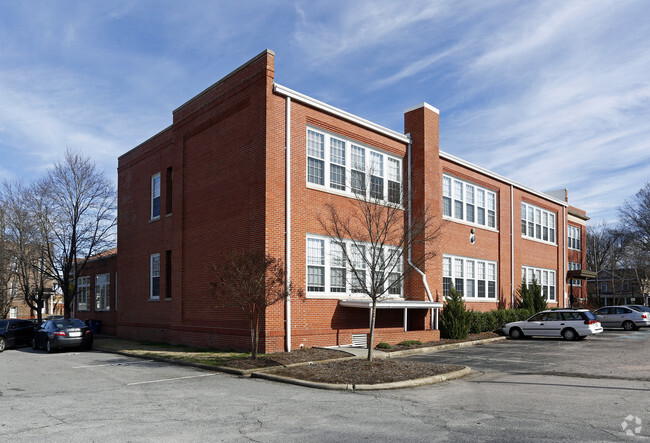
[380,336,507,358]
[251,366,472,390]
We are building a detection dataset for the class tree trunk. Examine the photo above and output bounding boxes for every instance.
[366,298,377,362]
[250,317,256,359]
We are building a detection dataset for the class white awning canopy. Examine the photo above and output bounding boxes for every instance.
[339,299,443,309]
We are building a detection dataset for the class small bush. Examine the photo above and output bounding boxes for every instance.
[376,342,391,349]
[516,279,546,314]
[440,287,470,339]
[467,308,533,334]
[397,340,422,347]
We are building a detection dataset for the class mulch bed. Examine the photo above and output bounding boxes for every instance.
[382,331,501,352]
[272,360,465,385]
[222,347,352,370]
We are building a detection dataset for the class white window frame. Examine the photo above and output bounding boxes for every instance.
[568,225,581,250]
[95,273,110,311]
[522,265,557,302]
[306,127,403,204]
[150,253,160,301]
[151,173,161,220]
[77,276,90,311]
[305,234,403,299]
[521,202,556,244]
[442,174,497,229]
[443,254,498,301]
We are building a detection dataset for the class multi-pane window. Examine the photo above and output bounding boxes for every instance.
[307,238,325,292]
[568,225,581,250]
[568,262,582,287]
[329,137,346,191]
[150,253,160,300]
[306,235,402,297]
[151,173,161,219]
[521,202,556,243]
[369,152,384,200]
[95,273,110,311]
[77,276,90,311]
[443,254,498,300]
[306,127,402,203]
[307,130,325,185]
[522,266,556,301]
[442,174,496,228]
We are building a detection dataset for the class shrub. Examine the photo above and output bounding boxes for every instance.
[516,278,546,314]
[397,340,422,347]
[376,342,391,349]
[467,308,533,334]
[440,287,470,339]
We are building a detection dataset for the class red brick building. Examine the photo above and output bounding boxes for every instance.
[113,50,588,352]
[73,248,118,335]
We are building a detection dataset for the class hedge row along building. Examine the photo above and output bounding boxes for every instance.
[77,50,589,353]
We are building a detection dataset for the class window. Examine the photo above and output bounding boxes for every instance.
[150,253,160,300]
[165,250,172,300]
[165,167,173,215]
[306,235,402,297]
[600,282,608,292]
[95,273,110,311]
[568,262,582,287]
[568,225,581,250]
[77,276,90,311]
[442,174,496,229]
[522,265,556,301]
[9,307,17,319]
[443,254,498,300]
[151,173,161,219]
[307,130,325,186]
[306,127,402,203]
[521,202,555,243]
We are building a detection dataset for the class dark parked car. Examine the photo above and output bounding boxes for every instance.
[0,319,35,352]
[33,318,94,352]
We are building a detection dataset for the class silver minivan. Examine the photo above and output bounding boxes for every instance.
[594,306,650,330]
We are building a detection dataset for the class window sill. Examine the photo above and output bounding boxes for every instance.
[306,293,404,301]
[462,298,498,302]
[442,216,498,233]
[521,235,557,247]
[149,216,160,223]
[148,297,160,302]
[306,183,403,209]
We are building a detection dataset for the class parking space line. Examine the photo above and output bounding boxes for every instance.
[127,373,217,386]
[73,360,154,369]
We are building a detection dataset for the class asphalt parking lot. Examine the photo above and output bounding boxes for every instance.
[1,328,649,442]
[404,328,650,380]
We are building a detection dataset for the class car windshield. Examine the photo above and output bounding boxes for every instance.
[54,319,86,329]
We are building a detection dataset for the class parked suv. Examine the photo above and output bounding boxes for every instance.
[594,306,650,330]
[0,319,36,352]
[503,309,603,340]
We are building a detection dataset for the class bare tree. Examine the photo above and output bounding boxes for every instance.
[2,181,55,324]
[587,222,623,299]
[0,205,18,318]
[620,182,650,255]
[318,180,442,362]
[210,251,291,358]
[36,149,116,318]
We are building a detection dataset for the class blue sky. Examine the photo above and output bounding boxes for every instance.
[1,1,649,224]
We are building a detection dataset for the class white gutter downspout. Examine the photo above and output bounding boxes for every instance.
[285,97,292,352]
[510,185,515,307]
[406,134,436,329]
[563,206,567,307]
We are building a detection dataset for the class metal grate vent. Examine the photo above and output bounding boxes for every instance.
[351,334,368,348]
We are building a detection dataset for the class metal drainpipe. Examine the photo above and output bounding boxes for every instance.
[406,134,436,329]
[285,97,292,352]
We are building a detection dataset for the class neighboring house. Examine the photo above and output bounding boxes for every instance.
[73,248,118,335]
[587,269,650,306]
[103,50,589,353]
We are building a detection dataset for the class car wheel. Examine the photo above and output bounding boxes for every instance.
[622,321,636,331]
[32,338,38,350]
[0,337,6,352]
[562,328,578,341]
[509,328,524,339]
[46,340,54,353]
